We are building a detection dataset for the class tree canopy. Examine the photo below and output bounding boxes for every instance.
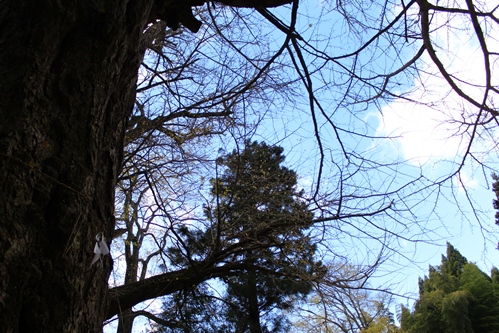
[401,243,499,333]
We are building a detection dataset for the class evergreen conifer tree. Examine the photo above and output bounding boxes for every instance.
[209,141,323,333]
[156,141,323,332]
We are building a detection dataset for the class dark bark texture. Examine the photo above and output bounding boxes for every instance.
[0,1,152,331]
[0,0,292,331]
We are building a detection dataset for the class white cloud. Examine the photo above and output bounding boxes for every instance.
[374,10,498,168]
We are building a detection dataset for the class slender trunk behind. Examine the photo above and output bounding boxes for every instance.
[247,264,263,333]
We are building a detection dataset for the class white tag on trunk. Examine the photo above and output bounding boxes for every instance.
[90,232,110,267]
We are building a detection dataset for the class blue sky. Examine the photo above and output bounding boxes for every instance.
[245,0,499,302]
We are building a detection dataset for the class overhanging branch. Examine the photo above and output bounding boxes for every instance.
[106,261,246,319]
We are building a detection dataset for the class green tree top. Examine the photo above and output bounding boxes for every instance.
[212,140,312,233]
[402,243,499,333]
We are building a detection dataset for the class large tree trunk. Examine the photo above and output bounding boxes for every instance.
[0,1,151,331]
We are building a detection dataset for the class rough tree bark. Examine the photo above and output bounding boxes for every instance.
[0,0,291,332]
[0,1,152,331]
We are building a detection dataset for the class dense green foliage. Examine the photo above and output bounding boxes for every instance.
[401,243,499,333]
[155,141,323,332]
